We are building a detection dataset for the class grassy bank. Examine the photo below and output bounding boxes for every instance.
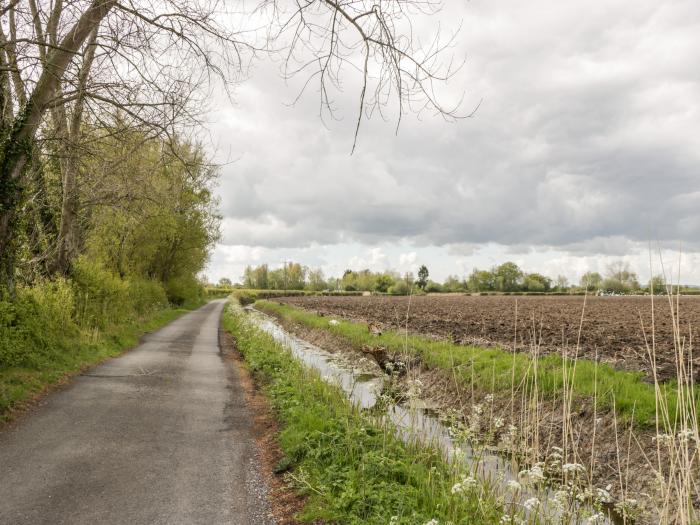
[255,300,698,427]
[0,259,206,420]
[222,302,502,525]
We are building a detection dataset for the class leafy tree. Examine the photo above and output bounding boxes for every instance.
[443,275,465,292]
[218,278,232,287]
[417,265,429,290]
[425,281,443,293]
[579,272,603,291]
[306,268,327,292]
[522,273,551,292]
[374,273,395,293]
[466,269,494,292]
[648,274,667,295]
[493,262,523,292]
[602,261,640,293]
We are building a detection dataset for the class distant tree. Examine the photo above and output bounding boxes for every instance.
[466,269,494,292]
[579,271,603,291]
[243,266,255,288]
[389,280,411,295]
[374,273,395,293]
[555,275,569,291]
[648,274,668,295]
[443,275,465,292]
[522,273,551,292]
[603,261,639,293]
[425,281,443,293]
[306,268,327,292]
[417,265,429,290]
[218,277,232,287]
[493,262,523,292]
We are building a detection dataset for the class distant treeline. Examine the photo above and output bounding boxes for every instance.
[213,260,677,296]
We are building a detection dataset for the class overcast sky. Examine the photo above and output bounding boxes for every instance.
[204,0,700,285]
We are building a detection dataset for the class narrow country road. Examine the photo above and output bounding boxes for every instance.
[0,299,271,525]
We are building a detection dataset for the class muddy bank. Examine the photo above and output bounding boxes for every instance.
[258,304,696,524]
[276,295,700,382]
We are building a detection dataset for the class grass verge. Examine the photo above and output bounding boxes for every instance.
[0,302,202,421]
[254,300,699,427]
[222,302,502,525]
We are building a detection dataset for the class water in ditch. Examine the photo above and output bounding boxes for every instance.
[245,307,618,524]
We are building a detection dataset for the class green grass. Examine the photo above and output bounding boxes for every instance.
[0,303,200,420]
[222,303,502,525]
[255,300,699,427]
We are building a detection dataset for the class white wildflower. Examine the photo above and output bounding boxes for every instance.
[494,417,505,430]
[519,464,546,484]
[586,512,605,524]
[499,515,511,525]
[678,429,695,444]
[653,433,674,445]
[485,394,494,403]
[424,520,439,525]
[329,319,339,326]
[506,479,521,492]
[451,475,477,494]
[562,463,586,475]
[595,484,613,504]
[523,497,540,511]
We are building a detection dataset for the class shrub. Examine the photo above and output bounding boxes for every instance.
[388,280,410,295]
[165,275,204,307]
[128,278,168,316]
[0,279,79,369]
[71,257,131,327]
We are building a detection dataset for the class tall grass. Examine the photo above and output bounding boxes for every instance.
[255,293,700,524]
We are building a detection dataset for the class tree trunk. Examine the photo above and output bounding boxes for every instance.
[53,29,99,275]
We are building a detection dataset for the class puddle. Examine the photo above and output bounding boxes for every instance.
[245,307,619,524]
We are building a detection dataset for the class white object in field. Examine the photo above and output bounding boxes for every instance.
[329,319,339,326]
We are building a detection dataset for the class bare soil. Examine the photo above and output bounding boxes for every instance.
[276,295,700,381]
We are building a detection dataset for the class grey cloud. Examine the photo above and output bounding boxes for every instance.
[210,0,700,255]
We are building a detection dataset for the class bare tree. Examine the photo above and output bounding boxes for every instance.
[0,0,461,290]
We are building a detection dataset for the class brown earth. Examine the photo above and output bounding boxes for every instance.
[275,295,700,381]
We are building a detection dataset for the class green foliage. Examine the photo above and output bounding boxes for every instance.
[602,261,640,293]
[425,280,443,293]
[222,304,501,524]
[71,257,132,327]
[0,259,199,417]
[416,265,429,290]
[580,271,603,291]
[165,275,204,307]
[522,272,551,292]
[388,279,411,295]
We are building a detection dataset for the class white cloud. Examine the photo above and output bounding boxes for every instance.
[204,0,700,284]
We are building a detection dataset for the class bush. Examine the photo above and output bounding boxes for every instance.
[0,279,79,369]
[388,280,410,295]
[71,257,132,327]
[128,278,168,316]
[165,275,204,307]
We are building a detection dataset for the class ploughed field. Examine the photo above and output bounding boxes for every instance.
[275,294,700,382]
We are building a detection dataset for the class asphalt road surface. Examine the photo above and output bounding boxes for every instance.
[0,299,272,525]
